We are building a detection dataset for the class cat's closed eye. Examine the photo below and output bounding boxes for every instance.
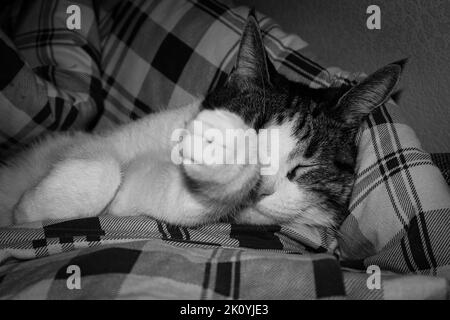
[286,163,319,181]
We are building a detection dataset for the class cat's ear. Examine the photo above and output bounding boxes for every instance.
[228,9,271,89]
[334,60,406,125]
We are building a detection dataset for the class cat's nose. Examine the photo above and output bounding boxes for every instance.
[257,185,275,198]
[257,176,276,199]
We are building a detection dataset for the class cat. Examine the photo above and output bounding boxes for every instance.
[0,12,402,233]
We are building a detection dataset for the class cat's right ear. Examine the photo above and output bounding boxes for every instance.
[333,60,405,126]
[228,9,271,89]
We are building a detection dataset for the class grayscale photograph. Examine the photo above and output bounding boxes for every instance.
[0,0,449,306]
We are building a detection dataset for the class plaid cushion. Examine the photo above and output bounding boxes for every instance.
[0,0,449,299]
[431,153,450,186]
[0,220,447,299]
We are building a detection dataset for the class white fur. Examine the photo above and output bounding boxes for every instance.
[0,105,333,229]
[236,118,335,228]
[0,102,260,227]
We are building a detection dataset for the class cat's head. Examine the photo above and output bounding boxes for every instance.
[203,11,403,230]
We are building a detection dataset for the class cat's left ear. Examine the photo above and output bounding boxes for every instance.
[334,59,406,125]
[228,9,271,89]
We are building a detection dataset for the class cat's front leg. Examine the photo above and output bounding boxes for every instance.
[14,157,121,224]
[180,109,260,207]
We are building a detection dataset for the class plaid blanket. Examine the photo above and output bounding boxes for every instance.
[0,0,450,299]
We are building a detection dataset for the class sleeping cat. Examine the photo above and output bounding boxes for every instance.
[0,13,402,232]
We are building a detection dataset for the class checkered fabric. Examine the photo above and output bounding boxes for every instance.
[431,153,450,186]
[0,218,447,299]
[0,0,449,299]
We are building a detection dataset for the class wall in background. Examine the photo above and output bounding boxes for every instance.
[237,0,450,152]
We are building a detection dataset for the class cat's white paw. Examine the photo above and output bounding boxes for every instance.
[14,190,39,225]
[14,188,53,225]
[180,109,259,185]
[14,158,121,225]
